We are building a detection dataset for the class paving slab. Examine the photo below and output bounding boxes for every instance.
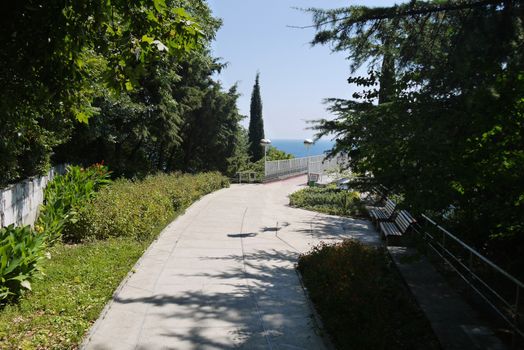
[389,247,507,350]
[82,175,380,349]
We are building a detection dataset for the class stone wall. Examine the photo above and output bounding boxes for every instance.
[0,164,66,228]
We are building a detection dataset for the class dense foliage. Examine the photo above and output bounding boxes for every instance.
[0,0,203,186]
[289,186,364,217]
[309,0,524,271]
[54,50,246,178]
[298,240,439,350]
[70,172,228,242]
[248,73,266,161]
[37,164,111,243]
[266,146,294,161]
[0,225,46,303]
[1,0,248,186]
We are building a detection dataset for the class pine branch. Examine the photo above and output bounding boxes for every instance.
[289,0,506,29]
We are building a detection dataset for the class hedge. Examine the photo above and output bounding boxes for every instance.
[67,172,229,241]
[289,185,365,217]
[297,240,439,350]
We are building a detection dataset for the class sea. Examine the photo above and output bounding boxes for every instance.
[271,139,335,158]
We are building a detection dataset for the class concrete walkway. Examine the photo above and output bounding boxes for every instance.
[82,176,380,350]
[389,247,506,350]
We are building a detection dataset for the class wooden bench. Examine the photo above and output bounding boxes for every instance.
[379,210,416,246]
[369,198,397,224]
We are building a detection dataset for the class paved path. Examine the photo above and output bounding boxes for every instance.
[83,176,380,350]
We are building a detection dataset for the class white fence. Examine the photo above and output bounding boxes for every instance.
[264,154,345,180]
[309,156,341,175]
[0,164,66,228]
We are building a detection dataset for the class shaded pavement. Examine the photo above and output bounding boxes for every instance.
[389,247,507,350]
[82,175,380,350]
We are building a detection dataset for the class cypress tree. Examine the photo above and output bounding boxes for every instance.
[248,73,265,161]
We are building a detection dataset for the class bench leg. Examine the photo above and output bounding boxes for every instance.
[385,235,403,247]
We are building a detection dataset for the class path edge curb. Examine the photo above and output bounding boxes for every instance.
[294,264,337,350]
[78,219,178,349]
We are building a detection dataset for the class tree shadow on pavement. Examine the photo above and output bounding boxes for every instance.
[91,249,324,350]
[286,214,381,247]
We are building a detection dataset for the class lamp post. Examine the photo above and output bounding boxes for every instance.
[304,138,314,183]
[260,138,271,177]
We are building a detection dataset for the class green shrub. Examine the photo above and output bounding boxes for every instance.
[289,186,365,216]
[297,240,438,350]
[70,172,228,241]
[0,225,47,303]
[266,146,294,160]
[37,164,111,243]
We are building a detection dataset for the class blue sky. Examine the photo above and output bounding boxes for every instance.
[207,0,403,139]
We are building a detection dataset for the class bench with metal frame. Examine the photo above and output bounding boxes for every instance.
[235,171,257,184]
[355,180,388,205]
[371,184,390,205]
[369,198,397,224]
[379,210,416,246]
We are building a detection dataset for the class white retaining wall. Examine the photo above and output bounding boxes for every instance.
[0,164,66,228]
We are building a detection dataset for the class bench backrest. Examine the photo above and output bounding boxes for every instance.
[395,210,416,234]
[384,199,397,216]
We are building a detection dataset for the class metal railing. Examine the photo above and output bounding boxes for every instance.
[235,171,258,184]
[419,214,523,345]
[264,154,346,180]
[309,156,341,175]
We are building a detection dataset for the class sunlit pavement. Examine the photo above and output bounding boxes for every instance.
[82,175,380,350]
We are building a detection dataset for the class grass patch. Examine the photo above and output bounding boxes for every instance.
[0,238,148,349]
[289,185,365,217]
[297,240,440,350]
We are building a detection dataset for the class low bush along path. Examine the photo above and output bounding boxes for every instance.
[82,175,381,349]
